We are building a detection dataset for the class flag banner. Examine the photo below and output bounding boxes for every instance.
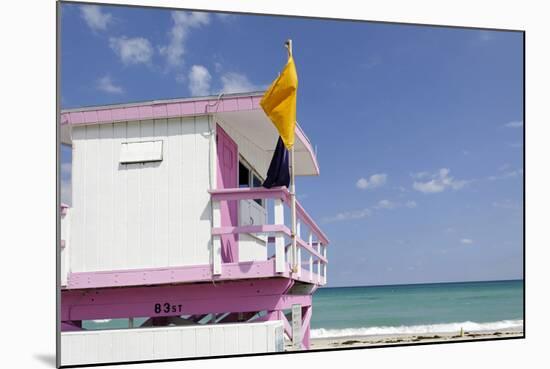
[262,136,290,189]
[260,55,298,149]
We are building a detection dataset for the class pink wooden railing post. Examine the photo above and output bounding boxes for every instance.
[308,232,313,282]
[212,200,222,275]
[296,221,302,277]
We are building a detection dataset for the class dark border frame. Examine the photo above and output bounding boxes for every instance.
[56,1,526,367]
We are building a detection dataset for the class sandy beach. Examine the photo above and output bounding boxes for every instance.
[305,327,523,350]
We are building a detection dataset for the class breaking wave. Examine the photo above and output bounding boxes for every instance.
[310,320,523,338]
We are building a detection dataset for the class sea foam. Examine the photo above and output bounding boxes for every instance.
[310,320,523,338]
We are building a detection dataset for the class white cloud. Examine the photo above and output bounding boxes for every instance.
[413,168,467,194]
[188,65,212,96]
[374,199,397,209]
[97,75,124,94]
[160,11,210,68]
[487,168,523,181]
[396,186,409,193]
[324,198,416,223]
[80,5,112,32]
[504,120,523,128]
[460,238,473,245]
[323,208,372,223]
[109,36,153,65]
[356,173,387,190]
[220,72,261,94]
[411,171,430,180]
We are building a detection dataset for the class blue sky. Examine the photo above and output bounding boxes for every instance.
[60,4,524,287]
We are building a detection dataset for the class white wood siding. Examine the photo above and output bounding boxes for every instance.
[70,116,213,272]
[61,321,284,366]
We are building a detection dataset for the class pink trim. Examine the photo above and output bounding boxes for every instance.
[209,186,288,202]
[67,260,278,289]
[237,96,254,110]
[64,294,312,323]
[97,109,112,122]
[152,104,167,117]
[61,278,312,321]
[67,260,323,290]
[60,95,261,126]
[60,240,66,249]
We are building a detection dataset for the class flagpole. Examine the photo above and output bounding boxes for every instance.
[285,39,298,274]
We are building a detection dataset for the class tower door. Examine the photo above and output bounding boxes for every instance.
[216,125,239,262]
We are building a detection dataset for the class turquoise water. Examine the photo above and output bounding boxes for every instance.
[310,280,523,337]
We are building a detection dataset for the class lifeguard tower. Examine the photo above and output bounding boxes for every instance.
[59,91,329,366]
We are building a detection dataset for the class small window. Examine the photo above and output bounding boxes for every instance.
[239,162,250,188]
[239,159,265,207]
[252,174,263,206]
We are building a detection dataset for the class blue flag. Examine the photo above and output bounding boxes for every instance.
[263,136,290,188]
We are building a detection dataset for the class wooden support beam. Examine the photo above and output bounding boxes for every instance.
[279,310,293,341]
[301,305,312,349]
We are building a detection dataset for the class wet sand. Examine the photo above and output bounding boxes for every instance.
[307,328,523,350]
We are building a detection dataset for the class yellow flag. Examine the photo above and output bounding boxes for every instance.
[260,55,298,149]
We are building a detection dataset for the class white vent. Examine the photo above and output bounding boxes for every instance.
[120,141,163,164]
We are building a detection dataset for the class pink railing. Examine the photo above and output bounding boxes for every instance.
[209,187,329,284]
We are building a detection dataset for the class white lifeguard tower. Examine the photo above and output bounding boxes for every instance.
[59,91,329,366]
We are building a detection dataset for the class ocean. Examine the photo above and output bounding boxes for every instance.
[310,279,524,338]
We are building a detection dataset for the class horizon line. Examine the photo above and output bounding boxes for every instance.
[321,278,523,289]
